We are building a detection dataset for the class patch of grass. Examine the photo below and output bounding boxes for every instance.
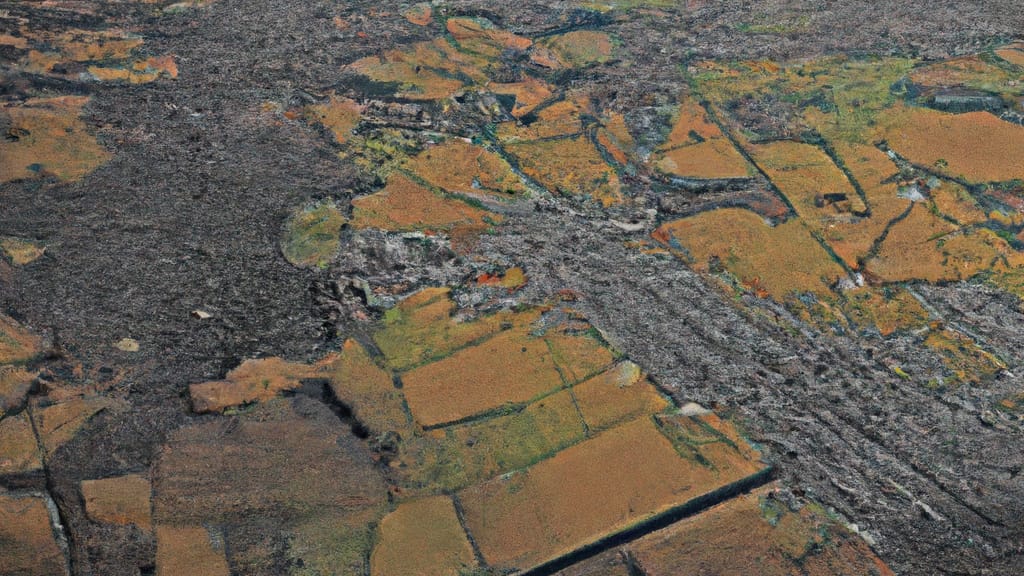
[280,200,345,269]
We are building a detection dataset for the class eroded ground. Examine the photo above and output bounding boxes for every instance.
[2,0,1024,575]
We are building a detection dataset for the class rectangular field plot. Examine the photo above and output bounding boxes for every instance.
[457,416,768,571]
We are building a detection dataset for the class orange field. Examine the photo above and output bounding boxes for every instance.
[748,140,866,219]
[875,105,1024,183]
[458,416,765,571]
[350,173,500,237]
[488,76,554,118]
[304,95,361,145]
[370,496,477,576]
[189,357,318,413]
[572,361,670,431]
[655,140,754,180]
[400,326,565,427]
[497,97,588,141]
[0,414,43,476]
[86,56,178,83]
[0,366,34,417]
[866,204,1024,283]
[446,17,532,58]
[327,339,410,436]
[544,326,617,383]
[820,142,910,268]
[32,396,120,458]
[995,46,1024,68]
[0,494,69,576]
[401,3,432,26]
[654,208,846,298]
[372,287,526,370]
[599,485,895,576]
[504,136,624,206]
[652,99,752,180]
[402,139,528,197]
[930,181,988,225]
[155,526,231,576]
[596,112,637,165]
[9,26,177,85]
[348,38,487,101]
[81,474,153,530]
[1,96,111,183]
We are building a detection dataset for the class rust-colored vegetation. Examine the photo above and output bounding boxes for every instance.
[446,17,532,58]
[401,3,433,26]
[651,99,752,180]
[400,325,566,427]
[326,339,409,436]
[81,474,152,530]
[930,181,988,225]
[189,357,321,413]
[87,55,178,83]
[875,105,1024,183]
[0,366,35,418]
[572,361,670,431]
[544,323,617,382]
[749,140,866,218]
[865,203,1024,283]
[348,38,487,100]
[654,208,846,298]
[561,484,894,576]
[31,396,123,458]
[841,286,930,336]
[458,416,766,571]
[10,26,177,83]
[504,136,624,206]
[370,496,477,576]
[995,45,1024,68]
[488,76,555,118]
[0,413,43,476]
[401,139,528,197]
[166,285,776,573]
[0,494,69,576]
[304,95,362,145]
[155,526,230,576]
[0,96,111,183]
[595,111,637,165]
[350,173,501,242]
[820,142,910,269]
[0,353,123,476]
[497,97,589,141]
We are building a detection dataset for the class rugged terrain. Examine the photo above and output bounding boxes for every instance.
[2,1,1023,575]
